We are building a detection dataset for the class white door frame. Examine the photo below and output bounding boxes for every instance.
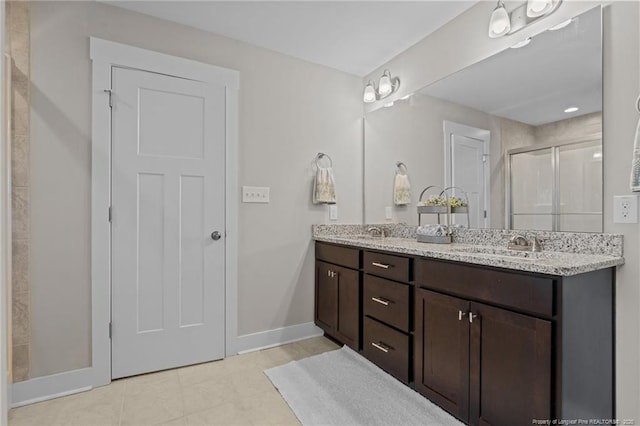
[90,38,239,387]
[443,121,491,228]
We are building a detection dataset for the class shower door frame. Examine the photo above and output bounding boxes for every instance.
[506,132,603,232]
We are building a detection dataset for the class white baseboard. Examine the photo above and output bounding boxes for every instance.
[11,323,323,408]
[235,322,324,354]
[11,367,94,408]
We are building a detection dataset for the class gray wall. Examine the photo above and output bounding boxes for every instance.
[365,1,640,419]
[30,1,363,377]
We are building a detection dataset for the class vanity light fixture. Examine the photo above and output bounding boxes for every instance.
[527,0,554,17]
[363,80,377,103]
[510,38,532,49]
[564,106,579,113]
[362,70,401,103]
[488,0,562,39]
[488,1,511,38]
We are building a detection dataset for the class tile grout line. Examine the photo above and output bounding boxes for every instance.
[118,379,126,426]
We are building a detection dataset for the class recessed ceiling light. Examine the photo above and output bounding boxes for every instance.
[510,38,531,49]
[564,107,579,113]
[549,19,573,31]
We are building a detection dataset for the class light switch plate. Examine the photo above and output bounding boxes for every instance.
[242,186,270,203]
[385,206,392,220]
[329,205,338,221]
[613,195,638,223]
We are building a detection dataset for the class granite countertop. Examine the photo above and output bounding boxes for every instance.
[314,234,624,277]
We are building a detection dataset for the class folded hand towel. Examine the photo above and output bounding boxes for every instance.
[394,173,411,205]
[631,116,640,191]
[313,167,337,204]
[417,224,449,237]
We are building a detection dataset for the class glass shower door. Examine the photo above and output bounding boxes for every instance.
[510,148,554,231]
[558,140,603,232]
[508,139,603,232]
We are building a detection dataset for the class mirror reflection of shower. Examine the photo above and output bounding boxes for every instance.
[508,137,602,232]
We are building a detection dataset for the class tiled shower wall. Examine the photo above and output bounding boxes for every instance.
[8,0,31,383]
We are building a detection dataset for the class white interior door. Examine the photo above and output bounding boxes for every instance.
[111,66,226,379]
[449,134,487,228]
[444,121,490,228]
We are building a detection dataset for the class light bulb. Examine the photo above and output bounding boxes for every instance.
[363,81,376,103]
[527,0,553,17]
[488,2,511,38]
[378,71,393,96]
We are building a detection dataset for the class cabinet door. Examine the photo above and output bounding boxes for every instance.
[335,265,360,349]
[469,302,551,426]
[315,261,337,333]
[415,288,470,422]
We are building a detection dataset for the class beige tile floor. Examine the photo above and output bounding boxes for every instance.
[9,336,340,426]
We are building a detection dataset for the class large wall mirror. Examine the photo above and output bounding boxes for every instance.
[364,6,602,232]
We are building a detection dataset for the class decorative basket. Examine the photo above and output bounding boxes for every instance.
[417,205,448,214]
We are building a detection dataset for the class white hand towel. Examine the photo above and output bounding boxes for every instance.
[394,173,411,205]
[313,167,337,204]
[631,116,640,191]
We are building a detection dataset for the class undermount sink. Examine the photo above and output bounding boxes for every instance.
[449,245,549,259]
[351,235,385,241]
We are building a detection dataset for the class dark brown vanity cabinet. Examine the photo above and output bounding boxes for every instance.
[362,250,412,384]
[414,258,613,425]
[314,241,614,425]
[314,243,360,350]
[415,288,551,425]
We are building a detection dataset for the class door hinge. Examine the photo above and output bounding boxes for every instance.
[104,89,113,108]
[109,322,112,339]
[482,154,489,163]
[484,210,487,219]
[108,206,112,222]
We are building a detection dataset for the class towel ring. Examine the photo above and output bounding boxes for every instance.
[315,152,333,168]
[396,161,408,175]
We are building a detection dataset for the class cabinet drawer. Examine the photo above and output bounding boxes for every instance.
[363,275,410,332]
[363,251,410,282]
[363,317,410,383]
[316,242,360,269]
[415,259,554,317]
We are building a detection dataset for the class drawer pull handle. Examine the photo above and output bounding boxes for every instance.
[372,262,391,269]
[458,310,468,321]
[371,297,390,306]
[371,342,391,353]
[469,313,479,324]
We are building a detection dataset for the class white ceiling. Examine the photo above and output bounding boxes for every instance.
[103,1,477,76]
[420,6,602,126]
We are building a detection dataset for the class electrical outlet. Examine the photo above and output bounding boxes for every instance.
[613,195,638,224]
[385,206,392,220]
[329,205,338,221]
[242,186,270,203]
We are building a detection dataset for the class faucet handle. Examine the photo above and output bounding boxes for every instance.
[530,236,543,252]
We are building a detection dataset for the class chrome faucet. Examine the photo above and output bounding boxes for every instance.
[507,234,543,252]
[367,226,385,238]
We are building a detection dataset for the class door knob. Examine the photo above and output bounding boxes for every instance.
[211,231,222,241]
